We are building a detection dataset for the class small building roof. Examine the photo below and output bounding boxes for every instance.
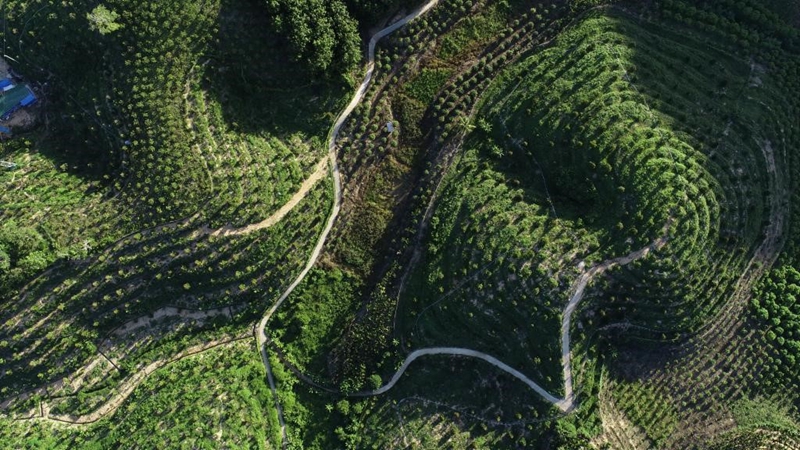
[0,85,36,118]
[20,92,36,107]
[0,85,29,118]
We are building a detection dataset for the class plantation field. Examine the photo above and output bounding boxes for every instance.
[2,0,800,448]
[267,0,800,447]
[0,0,341,441]
[0,340,281,449]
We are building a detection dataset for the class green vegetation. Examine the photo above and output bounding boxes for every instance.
[0,220,50,290]
[709,426,800,450]
[0,172,331,404]
[438,2,508,60]
[265,0,800,446]
[0,340,280,449]
[2,0,800,448]
[264,0,424,76]
[271,268,361,380]
[610,379,679,448]
[404,68,453,104]
[732,397,800,431]
[98,340,279,448]
[264,0,361,75]
[0,138,126,294]
[87,5,122,35]
[0,0,338,437]
[752,266,800,393]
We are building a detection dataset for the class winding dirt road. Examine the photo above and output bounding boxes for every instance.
[255,0,669,434]
[210,158,330,238]
[255,1,441,445]
[354,347,562,404]
[2,1,446,434]
[348,237,667,413]
[9,336,248,425]
[4,0,673,436]
[559,237,667,411]
[263,236,666,416]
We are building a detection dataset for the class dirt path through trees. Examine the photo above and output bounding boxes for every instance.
[10,336,248,425]
[263,235,666,415]
[209,158,329,238]
[255,1,442,446]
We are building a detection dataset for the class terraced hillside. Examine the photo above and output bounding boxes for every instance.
[0,339,281,448]
[264,0,800,447]
[2,0,800,448]
[0,0,341,442]
[709,427,800,450]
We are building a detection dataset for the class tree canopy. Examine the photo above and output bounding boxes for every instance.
[87,4,122,35]
[265,0,360,75]
[264,0,422,76]
[752,266,800,376]
[0,220,50,292]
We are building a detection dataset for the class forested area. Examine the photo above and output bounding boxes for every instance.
[264,0,422,76]
[752,266,800,397]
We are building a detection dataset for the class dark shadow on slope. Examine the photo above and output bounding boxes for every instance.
[0,2,125,180]
[206,0,349,142]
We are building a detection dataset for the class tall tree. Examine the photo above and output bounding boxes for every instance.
[265,0,360,75]
[87,4,123,35]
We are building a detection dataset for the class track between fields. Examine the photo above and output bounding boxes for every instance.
[254,1,442,446]
[255,0,670,440]
[3,0,670,438]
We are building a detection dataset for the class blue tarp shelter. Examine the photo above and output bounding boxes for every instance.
[0,79,12,89]
[0,85,36,120]
[20,92,36,106]
[20,94,36,106]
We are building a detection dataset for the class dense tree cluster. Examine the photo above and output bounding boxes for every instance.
[345,0,421,23]
[264,0,422,76]
[87,4,122,35]
[264,0,361,75]
[660,0,800,52]
[0,221,51,292]
[752,266,800,382]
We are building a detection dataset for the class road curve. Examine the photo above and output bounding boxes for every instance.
[255,1,441,446]
[211,158,329,238]
[352,347,562,404]
[347,238,667,413]
[255,0,667,433]
[559,237,667,412]
[256,0,669,434]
